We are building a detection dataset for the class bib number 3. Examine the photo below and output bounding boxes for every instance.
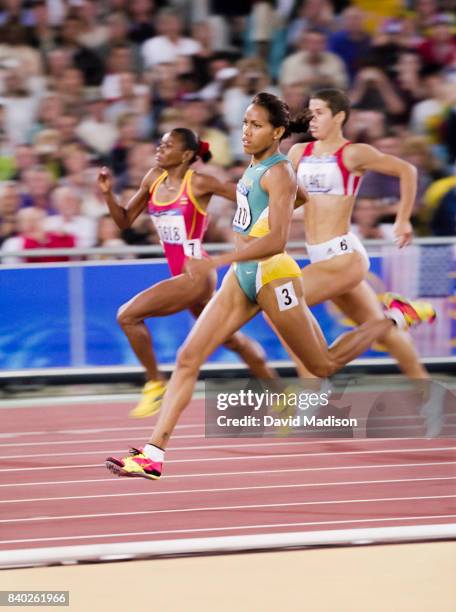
[275,281,299,311]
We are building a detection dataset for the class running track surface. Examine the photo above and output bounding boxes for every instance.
[0,398,455,554]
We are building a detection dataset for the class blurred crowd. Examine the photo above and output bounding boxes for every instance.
[0,0,455,263]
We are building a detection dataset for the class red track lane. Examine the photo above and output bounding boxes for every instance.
[0,400,455,552]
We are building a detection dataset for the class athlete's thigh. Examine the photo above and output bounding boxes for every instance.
[302,252,368,307]
[181,269,260,363]
[332,280,384,325]
[120,271,216,319]
[257,276,328,361]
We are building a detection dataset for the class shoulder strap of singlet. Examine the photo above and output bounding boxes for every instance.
[300,141,315,159]
[185,169,207,216]
[334,142,352,194]
[334,141,352,157]
[149,171,167,197]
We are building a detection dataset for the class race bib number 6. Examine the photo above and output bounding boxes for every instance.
[153,214,187,244]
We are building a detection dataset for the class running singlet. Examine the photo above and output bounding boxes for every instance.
[297,141,361,196]
[148,169,207,276]
[233,152,289,238]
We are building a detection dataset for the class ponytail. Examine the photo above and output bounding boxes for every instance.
[171,128,213,164]
[287,109,312,137]
[197,140,212,163]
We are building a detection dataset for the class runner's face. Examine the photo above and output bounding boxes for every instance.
[308,98,341,140]
[242,104,281,155]
[155,132,189,168]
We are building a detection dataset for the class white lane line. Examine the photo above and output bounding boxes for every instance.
[0,435,425,449]
[0,439,382,460]
[2,476,455,505]
[0,393,203,409]
[0,392,205,409]
[1,443,455,462]
[0,434,205,448]
[1,495,455,524]
[1,446,455,473]
[3,514,456,546]
[1,461,454,488]
[0,423,202,439]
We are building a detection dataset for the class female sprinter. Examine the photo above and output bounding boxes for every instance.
[285,88,434,380]
[97,128,275,418]
[105,92,434,480]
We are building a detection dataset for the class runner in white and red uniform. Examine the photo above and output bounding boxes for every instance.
[285,88,433,381]
[98,128,275,417]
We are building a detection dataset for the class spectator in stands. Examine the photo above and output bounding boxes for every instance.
[104,72,152,138]
[46,185,96,248]
[279,29,348,90]
[369,19,415,80]
[141,8,201,69]
[29,92,65,141]
[0,69,40,145]
[109,112,142,176]
[60,144,91,196]
[0,16,43,78]
[1,206,75,263]
[26,0,58,56]
[350,65,406,122]
[92,213,129,259]
[412,0,440,35]
[56,14,105,86]
[180,95,232,166]
[287,0,335,48]
[409,65,449,141]
[115,141,156,192]
[0,180,20,246]
[55,113,81,147]
[45,47,72,87]
[54,66,86,114]
[101,44,142,99]
[98,14,142,75]
[11,145,38,182]
[128,0,157,45]
[75,90,118,156]
[74,0,109,51]
[20,165,55,213]
[391,50,424,123]
[418,13,456,69]
[328,6,371,82]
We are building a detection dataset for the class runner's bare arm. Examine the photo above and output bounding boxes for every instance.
[192,173,237,204]
[288,143,309,208]
[97,167,161,229]
[345,144,416,247]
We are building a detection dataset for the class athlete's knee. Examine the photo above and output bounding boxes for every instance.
[304,359,333,378]
[176,344,201,374]
[225,333,267,365]
[116,303,140,328]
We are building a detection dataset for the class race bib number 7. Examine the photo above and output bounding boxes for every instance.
[233,182,252,231]
[152,214,187,244]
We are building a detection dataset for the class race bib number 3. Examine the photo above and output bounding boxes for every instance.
[233,183,252,231]
[152,214,187,244]
[275,281,299,311]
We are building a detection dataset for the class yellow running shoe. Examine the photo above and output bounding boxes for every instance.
[383,292,436,328]
[129,380,166,418]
